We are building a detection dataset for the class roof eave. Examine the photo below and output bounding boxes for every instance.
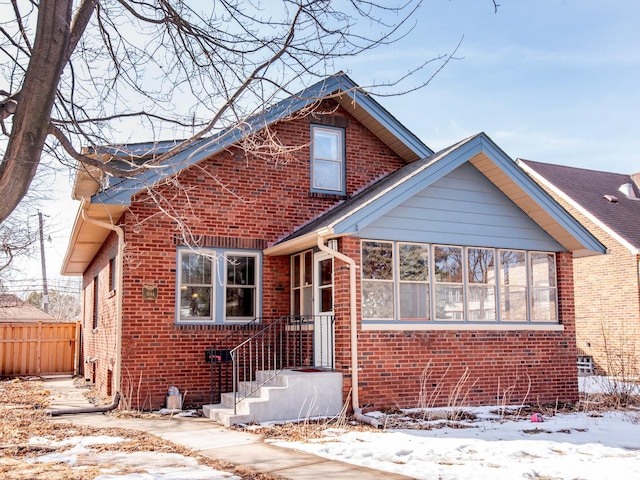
[61,200,126,276]
[263,228,337,256]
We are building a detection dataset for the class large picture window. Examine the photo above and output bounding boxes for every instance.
[311,125,345,194]
[361,240,558,325]
[177,249,260,323]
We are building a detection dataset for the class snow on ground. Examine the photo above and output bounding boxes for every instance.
[25,376,638,479]
[26,435,239,480]
[272,377,640,480]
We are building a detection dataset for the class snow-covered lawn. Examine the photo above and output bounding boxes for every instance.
[18,376,639,479]
[26,434,240,480]
[272,377,640,479]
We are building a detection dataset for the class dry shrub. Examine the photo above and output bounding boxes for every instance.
[0,378,276,480]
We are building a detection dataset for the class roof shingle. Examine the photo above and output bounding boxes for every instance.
[519,159,640,250]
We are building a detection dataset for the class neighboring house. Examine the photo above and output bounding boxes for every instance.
[0,293,56,322]
[518,160,640,378]
[61,73,605,420]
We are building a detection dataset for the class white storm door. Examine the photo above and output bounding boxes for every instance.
[313,252,334,367]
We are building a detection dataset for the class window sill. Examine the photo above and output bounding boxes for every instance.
[361,322,564,332]
[309,191,347,200]
[108,289,116,299]
[174,321,261,330]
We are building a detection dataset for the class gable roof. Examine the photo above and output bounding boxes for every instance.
[0,294,56,322]
[81,73,433,207]
[62,73,433,275]
[518,159,640,253]
[265,133,606,258]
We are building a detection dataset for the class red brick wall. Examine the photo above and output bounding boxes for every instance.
[82,231,120,396]
[83,101,407,409]
[335,239,578,410]
[527,181,640,376]
[82,101,581,411]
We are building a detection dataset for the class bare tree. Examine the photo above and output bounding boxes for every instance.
[0,0,456,226]
[25,282,82,321]
[0,210,36,273]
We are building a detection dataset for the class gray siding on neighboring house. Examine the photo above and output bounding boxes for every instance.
[359,162,564,251]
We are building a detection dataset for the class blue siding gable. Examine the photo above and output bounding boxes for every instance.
[359,162,564,251]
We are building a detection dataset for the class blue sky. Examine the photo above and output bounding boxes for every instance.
[13,0,640,292]
[341,0,640,174]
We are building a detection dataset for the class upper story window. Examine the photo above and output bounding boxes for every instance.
[361,240,558,325]
[311,125,345,194]
[177,248,261,324]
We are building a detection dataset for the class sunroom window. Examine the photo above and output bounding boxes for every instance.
[434,246,464,321]
[529,252,557,322]
[311,125,345,194]
[467,248,496,321]
[360,240,558,325]
[398,243,430,320]
[177,249,260,323]
[499,250,527,321]
[361,241,394,319]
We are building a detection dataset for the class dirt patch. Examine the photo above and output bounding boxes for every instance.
[0,378,275,479]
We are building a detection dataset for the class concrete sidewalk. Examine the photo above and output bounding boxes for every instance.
[45,376,411,480]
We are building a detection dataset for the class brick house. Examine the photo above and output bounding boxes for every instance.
[518,160,640,378]
[62,74,604,422]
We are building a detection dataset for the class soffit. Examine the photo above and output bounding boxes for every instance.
[469,152,592,255]
[61,202,126,276]
[335,94,422,163]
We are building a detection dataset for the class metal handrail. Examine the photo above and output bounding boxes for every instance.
[205,317,265,404]
[229,314,334,413]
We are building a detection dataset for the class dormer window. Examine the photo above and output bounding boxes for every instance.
[311,125,345,194]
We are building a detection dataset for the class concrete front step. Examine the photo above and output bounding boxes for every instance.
[203,368,343,427]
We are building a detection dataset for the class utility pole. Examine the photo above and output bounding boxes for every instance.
[38,211,49,314]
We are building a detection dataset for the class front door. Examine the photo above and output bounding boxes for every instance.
[313,252,334,367]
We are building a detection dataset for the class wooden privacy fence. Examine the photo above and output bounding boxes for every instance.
[0,322,80,377]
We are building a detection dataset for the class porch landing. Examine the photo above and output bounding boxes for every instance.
[203,369,343,427]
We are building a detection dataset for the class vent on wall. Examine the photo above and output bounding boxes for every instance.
[577,356,594,375]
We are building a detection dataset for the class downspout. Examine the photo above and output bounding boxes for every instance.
[81,207,125,398]
[317,235,382,429]
[49,392,121,416]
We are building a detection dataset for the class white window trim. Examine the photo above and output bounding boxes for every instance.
[397,242,431,321]
[176,248,262,324]
[177,249,216,324]
[310,125,345,194]
[361,240,560,327]
[223,250,261,323]
[361,240,395,321]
